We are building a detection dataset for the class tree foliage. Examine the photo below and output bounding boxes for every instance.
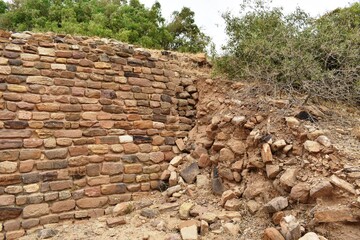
[215,0,360,104]
[0,0,209,53]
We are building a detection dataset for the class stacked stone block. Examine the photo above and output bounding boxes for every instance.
[0,31,199,238]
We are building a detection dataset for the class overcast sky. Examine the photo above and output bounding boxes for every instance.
[141,0,358,51]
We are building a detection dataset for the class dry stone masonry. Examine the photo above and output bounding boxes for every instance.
[0,30,204,238]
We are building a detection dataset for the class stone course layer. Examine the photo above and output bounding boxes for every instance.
[0,30,200,238]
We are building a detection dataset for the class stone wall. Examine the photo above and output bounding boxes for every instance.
[0,31,203,238]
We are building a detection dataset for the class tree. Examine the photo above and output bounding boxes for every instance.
[0,0,7,14]
[0,0,209,53]
[166,7,210,53]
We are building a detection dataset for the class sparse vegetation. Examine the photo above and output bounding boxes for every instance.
[215,0,360,105]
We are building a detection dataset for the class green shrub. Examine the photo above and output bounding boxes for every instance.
[215,0,360,104]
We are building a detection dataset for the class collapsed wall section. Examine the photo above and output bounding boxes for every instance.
[0,31,204,237]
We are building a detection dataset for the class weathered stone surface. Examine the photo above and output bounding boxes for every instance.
[0,161,18,173]
[0,130,32,138]
[149,151,164,163]
[180,220,198,240]
[316,135,331,147]
[175,139,186,151]
[44,148,68,159]
[272,139,287,151]
[198,153,210,168]
[0,140,22,150]
[101,183,127,195]
[0,174,21,186]
[76,197,108,209]
[329,175,356,194]
[280,215,301,240]
[310,180,333,199]
[299,232,320,240]
[263,227,285,240]
[106,217,126,227]
[179,202,194,220]
[113,202,134,216]
[289,182,310,203]
[266,165,281,179]
[220,190,236,207]
[280,168,298,190]
[227,139,246,155]
[285,117,300,128]
[140,208,160,218]
[23,203,49,218]
[37,229,58,239]
[27,76,53,85]
[0,207,22,220]
[261,143,273,163]
[224,198,241,211]
[219,148,235,162]
[180,163,200,184]
[223,222,240,236]
[50,200,75,213]
[314,206,360,223]
[304,140,322,153]
[264,197,288,213]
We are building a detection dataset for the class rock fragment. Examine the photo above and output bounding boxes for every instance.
[264,197,288,213]
[180,163,200,184]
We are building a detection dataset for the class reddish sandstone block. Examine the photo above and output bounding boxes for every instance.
[44,148,68,159]
[54,130,82,138]
[49,180,72,191]
[19,149,41,160]
[0,111,16,120]
[19,160,35,173]
[21,218,39,229]
[84,187,101,197]
[87,176,110,186]
[83,129,107,137]
[134,120,153,129]
[69,146,88,157]
[0,174,21,186]
[5,230,25,240]
[128,77,151,87]
[50,199,75,213]
[23,139,43,148]
[4,219,20,231]
[86,164,100,177]
[76,197,108,209]
[101,183,127,195]
[0,195,15,206]
[36,103,59,112]
[96,136,119,145]
[23,203,49,218]
[37,160,68,170]
[124,164,143,174]
[88,208,105,218]
[88,144,108,154]
[101,162,123,175]
[0,150,19,161]
[123,143,139,154]
[149,152,165,163]
[39,214,59,225]
[0,140,22,150]
[0,130,32,138]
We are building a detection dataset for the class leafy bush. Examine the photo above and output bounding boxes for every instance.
[215,0,360,104]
